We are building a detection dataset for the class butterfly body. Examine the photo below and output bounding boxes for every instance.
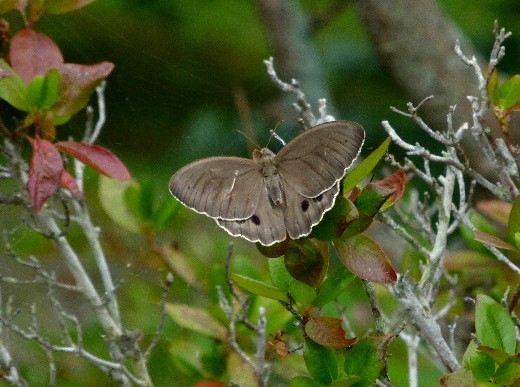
[169,121,365,246]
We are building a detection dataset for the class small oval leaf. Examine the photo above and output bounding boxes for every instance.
[284,239,327,288]
[165,303,226,341]
[334,234,396,284]
[230,273,289,303]
[305,317,357,349]
[303,338,338,385]
[9,28,64,84]
[475,294,516,355]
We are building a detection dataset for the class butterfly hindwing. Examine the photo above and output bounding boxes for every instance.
[282,180,340,239]
[216,187,286,246]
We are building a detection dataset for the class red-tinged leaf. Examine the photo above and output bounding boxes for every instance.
[54,62,114,118]
[45,0,96,14]
[305,317,357,349]
[473,230,516,250]
[284,239,327,288]
[444,250,499,272]
[375,170,407,210]
[477,200,512,226]
[60,170,83,199]
[27,138,63,211]
[193,382,227,387]
[334,234,397,283]
[9,28,63,84]
[55,141,130,181]
[269,330,289,359]
[473,230,517,251]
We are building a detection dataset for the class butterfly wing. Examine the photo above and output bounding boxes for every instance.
[275,121,365,198]
[169,157,264,220]
[216,186,286,246]
[281,179,340,239]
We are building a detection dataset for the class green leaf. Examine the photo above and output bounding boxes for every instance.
[289,376,326,387]
[478,346,511,365]
[288,280,316,305]
[498,74,520,111]
[312,196,358,241]
[165,303,227,341]
[487,69,500,106]
[303,338,339,385]
[475,294,516,354]
[230,273,289,303]
[268,257,293,292]
[343,137,391,194]
[25,69,61,110]
[139,179,154,222]
[495,360,520,386]
[462,341,495,382]
[98,175,141,233]
[284,240,327,288]
[343,338,383,386]
[334,234,397,284]
[313,266,355,307]
[438,370,476,387]
[0,61,29,111]
[153,197,181,231]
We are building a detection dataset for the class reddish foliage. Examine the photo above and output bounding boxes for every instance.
[56,141,130,181]
[368,169,407,204]
[9,28,63,84]
[60,170,83,199]
[27,138,63,211]
[55,62,115,117]
[193,382,227,387]
[335,234,397,284]
[305,316,357,349]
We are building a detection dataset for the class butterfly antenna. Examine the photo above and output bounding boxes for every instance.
[233,129,261,150]
[268,121,286,147]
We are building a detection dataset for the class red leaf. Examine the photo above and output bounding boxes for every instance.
[372,170,407,204]
[334,234,397,283]
[305,316,357,349]
[9,28,64,84]
[60,170,83,199]
[54,62,114,117]
[27,138,64,211]
[55,141,130,181]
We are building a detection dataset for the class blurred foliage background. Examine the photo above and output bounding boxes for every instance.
[1,0,520,385]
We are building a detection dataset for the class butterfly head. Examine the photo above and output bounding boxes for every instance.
[253,148,276,163]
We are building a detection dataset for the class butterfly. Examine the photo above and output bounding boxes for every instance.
[169,120,365,246]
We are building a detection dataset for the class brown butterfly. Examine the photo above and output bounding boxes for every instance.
[169,121,365,245]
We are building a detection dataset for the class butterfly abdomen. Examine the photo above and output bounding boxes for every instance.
[264,173,285,206]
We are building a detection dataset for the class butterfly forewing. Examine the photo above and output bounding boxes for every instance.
[275,121,365,198]
[169,157,264,220]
